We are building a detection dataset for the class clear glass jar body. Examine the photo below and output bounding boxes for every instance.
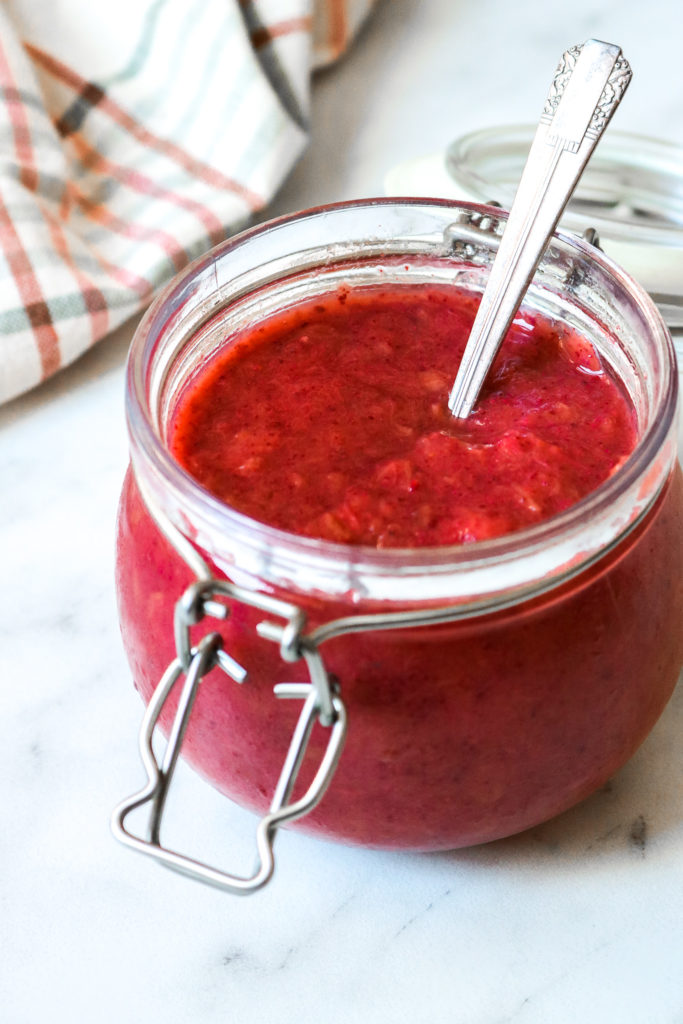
[116,199,683,850]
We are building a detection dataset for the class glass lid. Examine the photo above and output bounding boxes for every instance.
[445,126,683,330]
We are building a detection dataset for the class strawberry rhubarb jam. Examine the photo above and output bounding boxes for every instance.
[116,201,683,854]
[170,285,637,546]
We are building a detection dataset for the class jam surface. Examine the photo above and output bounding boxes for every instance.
[171,285,637,546]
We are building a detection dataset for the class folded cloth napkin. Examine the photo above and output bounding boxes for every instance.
[0,0,376,404]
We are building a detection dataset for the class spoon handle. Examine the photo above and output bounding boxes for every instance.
[448,39,632,419]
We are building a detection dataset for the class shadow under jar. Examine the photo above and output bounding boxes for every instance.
[116,199,683,862]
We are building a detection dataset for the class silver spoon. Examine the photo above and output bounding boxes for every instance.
[448,39,633,419]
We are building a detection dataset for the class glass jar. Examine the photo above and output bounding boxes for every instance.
[114,199,683,891]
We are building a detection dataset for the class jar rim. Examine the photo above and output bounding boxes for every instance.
[126,197,679,605]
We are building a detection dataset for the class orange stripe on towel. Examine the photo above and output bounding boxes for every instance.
[26,43,265,212]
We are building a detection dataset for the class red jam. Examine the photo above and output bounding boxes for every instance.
[171,285,637,546]
[116,283,683,851]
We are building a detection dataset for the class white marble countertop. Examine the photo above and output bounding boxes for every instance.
[3,3,683,1022]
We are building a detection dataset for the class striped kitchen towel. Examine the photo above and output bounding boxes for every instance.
[0,0,376,405]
